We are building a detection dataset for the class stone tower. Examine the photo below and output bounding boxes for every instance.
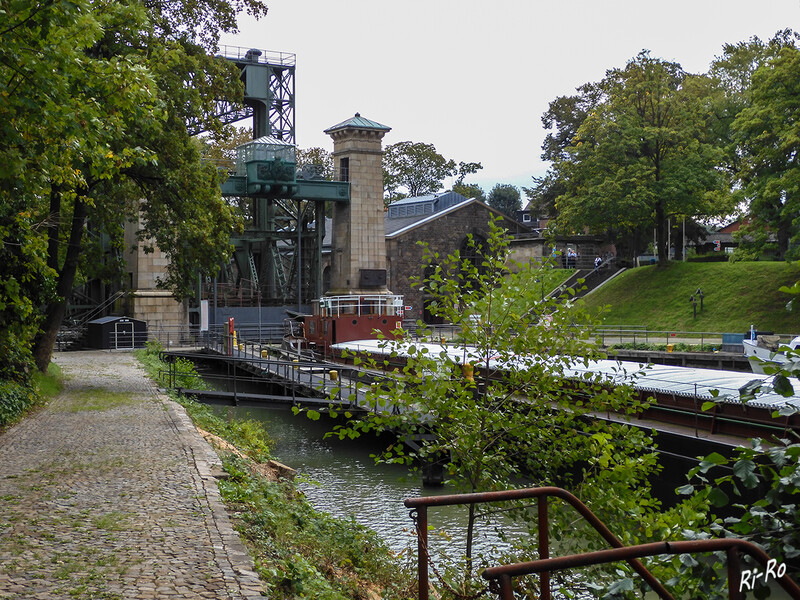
[324,113,391,295]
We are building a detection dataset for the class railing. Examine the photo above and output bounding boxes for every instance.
[482,537,800,600]
[405,487,800,600]
[144,323,286,350]
[315,294,404,318]
[165,331,381,409]
[597,327,799,351]
[216,44,296,66]
[404,487,673,600]
[598,327,721,351]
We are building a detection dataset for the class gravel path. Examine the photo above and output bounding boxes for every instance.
[0,350,263,599]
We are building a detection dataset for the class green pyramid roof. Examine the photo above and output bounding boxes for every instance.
[324,113,391,134]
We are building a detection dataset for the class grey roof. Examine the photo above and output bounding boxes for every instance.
[384,191,472,236]
[324,113,391,134]
[389,194,441,207]
[247,135,296,147]
[87,316,144,325]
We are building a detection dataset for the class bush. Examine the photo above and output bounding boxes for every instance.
[0,380,37,426]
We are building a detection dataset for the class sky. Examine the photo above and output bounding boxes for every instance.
[219,0,800,194]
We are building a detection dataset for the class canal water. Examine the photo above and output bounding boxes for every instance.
[224,404,524,561]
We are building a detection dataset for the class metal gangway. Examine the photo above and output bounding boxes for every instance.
[160,330,395,414]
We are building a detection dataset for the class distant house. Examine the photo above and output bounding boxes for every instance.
[695,218,763,255]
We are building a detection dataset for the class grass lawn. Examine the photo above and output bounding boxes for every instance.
[581,261,800,334]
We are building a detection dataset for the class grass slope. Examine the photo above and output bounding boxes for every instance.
[581,261,800,333]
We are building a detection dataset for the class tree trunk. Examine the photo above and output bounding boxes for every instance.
[465,501,476,582]
[777,219,791,261]
[33,196,88,372]
[46,186,61,271]
[655,199,669,265]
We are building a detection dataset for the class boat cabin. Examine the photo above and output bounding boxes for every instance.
[303,294,404,351]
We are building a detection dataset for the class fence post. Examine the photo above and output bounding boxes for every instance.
[416,506,429,600]
[539,496,551,600]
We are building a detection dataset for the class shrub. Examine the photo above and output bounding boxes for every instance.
[0,380,37,426]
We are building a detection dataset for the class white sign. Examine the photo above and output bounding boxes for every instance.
[200,300,209,332]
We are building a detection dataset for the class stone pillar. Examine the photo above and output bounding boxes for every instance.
[324,113,391,295]
[124,219,188,335]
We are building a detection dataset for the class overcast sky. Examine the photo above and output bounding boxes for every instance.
[219,0,799,194]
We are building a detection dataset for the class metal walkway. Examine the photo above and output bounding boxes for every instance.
[162,335,377,412]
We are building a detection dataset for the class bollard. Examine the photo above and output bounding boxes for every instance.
[261,350,268,359]
[462,363,474,381]
[329,370,338,381]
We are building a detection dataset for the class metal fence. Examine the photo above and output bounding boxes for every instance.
[594,327,800,351]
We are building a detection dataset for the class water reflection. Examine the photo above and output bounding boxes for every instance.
[226,406,523,560]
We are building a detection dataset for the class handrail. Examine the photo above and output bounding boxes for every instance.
[481,538,800,600]
[403,486,674,600]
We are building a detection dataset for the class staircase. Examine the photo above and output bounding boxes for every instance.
[550,261,624,301]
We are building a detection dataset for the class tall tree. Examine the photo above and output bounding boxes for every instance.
[730,42,800,260]
[524,82,604,219]
[708,30,798,192]
[202,125,254,171]
[0,0,268,373]
[487,183,521,217]
[382,141,481,202]
[554,51,729,264]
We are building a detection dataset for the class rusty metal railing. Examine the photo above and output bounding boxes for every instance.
[482,537,800,600]
[404,487,674,600]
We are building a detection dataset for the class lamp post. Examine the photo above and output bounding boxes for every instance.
[696,288,704,312]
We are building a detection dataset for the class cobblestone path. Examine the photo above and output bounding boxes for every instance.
[0,351,263,599]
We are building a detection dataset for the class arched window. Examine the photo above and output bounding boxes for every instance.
[458,233,488,292]
[421,263,444,325]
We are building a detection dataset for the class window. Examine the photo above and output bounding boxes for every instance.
[522,213,531,223]
[339,157,349,182]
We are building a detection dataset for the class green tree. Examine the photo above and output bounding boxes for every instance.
[323,220,662,595]
[708,29,798,181]
[296,146,334,180]
[382,141,481,202]
[554,51,729,264]
[0,0,267,373]
[731,43,800,260]
[525,82,604,220]
[451,182,486,202]
[202,125,253,171]
[522,171,563,219]
[487,183,521,217]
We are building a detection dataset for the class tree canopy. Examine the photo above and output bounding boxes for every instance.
[731,43,800,260]
[534,32,800,265]
[551,51,730,263]
[451,182,487,203]
[487,183,521,217]
[0,0,267,373]
[382,140,481,202]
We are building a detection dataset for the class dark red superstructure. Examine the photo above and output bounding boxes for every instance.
[303,294,404,352]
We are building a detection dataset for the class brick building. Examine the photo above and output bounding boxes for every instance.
[383,192,528,323]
